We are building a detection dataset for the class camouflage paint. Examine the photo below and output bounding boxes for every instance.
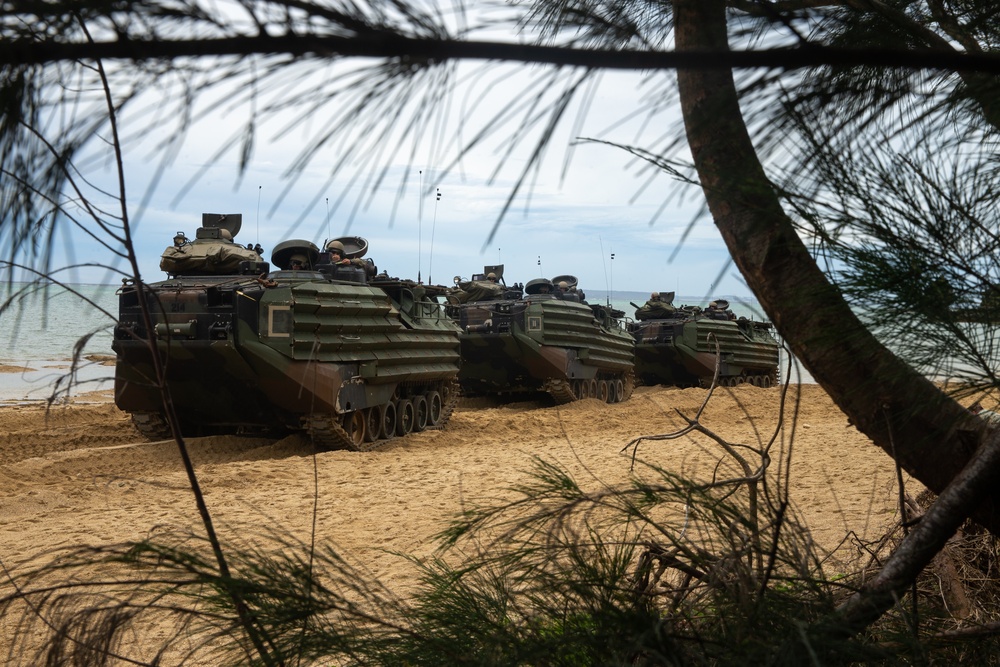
[448,295,634,396]
[113,273,462,436]
[631,313,779,387]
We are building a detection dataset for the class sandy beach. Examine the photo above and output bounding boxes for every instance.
[0,382,910,591]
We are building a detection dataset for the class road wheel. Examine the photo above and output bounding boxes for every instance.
[381,401,397,438]
[606,380,617,403]
[597,380,609,402]
[426,391,443,426]
[342,411,366,448]
[413,395,429,432]
[364,407,380,443]
[395,399,414,436]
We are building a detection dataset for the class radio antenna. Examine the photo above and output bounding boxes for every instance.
[428,188,441,284]
[599,235,610,305]
[610,248,615,307]
[256,185,262,244]
[325,197,330,243]
[418,170,423,283]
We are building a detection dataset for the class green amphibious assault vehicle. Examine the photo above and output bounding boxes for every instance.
[113,214,462,450]
[445,267,635,403]
[629,293,780,388]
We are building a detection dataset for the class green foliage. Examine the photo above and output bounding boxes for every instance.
[6,458,1000,665]
[0,458,850,665]
[4,0,1000,664]
[777,125,1000,391]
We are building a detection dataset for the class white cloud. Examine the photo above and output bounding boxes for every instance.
[54,53,749,296]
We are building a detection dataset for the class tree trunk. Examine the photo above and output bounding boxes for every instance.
[672,0,998,536]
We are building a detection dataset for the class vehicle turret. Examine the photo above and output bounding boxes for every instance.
[159,213,269,277]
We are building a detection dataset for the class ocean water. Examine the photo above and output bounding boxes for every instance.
[0,284,805,403]
[0,283,119,402]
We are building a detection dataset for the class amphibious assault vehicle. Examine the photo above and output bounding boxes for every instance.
[629,296,779,388]
[445,267,635,403]
[113,214,462,450]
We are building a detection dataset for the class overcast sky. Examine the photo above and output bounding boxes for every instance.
[53,56,751,299]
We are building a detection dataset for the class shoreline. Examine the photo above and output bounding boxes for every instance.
[0,358,115,404]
